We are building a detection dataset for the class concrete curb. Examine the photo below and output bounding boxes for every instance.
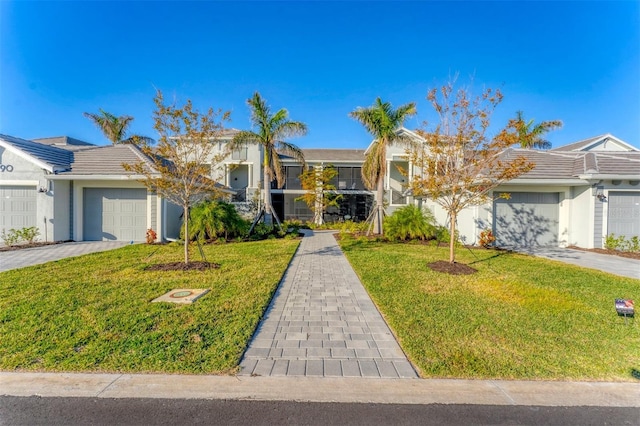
[1,373,638,407]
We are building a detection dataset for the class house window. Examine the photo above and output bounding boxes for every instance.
[231,146,248,161]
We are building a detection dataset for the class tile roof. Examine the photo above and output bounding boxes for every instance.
[63,144,156,175]
[32,136,94,147]
[551,135,606,152]
[300,149,366,162]
[502,149,640,180]
[0,134,73,172]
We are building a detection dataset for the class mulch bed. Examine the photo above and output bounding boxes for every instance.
[0,241,67,252]
[145,261,220,271]
[428,260,478,275]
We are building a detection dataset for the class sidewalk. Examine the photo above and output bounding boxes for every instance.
[1,373,638,407]
[239,230,417,378]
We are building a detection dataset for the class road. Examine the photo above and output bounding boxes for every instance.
[1,397,638,425]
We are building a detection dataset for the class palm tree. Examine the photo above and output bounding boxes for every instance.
[229,92,307,226]
[84,109,154,145]
[512,110,562,150]
[349,98,416,235]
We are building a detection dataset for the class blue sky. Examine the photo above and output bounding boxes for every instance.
[1,1,639,149]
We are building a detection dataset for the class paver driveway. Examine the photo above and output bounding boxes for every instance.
[0,241,129,272]
[239,230,417,378]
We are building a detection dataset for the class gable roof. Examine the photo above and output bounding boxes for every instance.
[551,134,638,152]
[32,136,94,147]
[0,134,73,173]
[501,149,640,181]
[62,144,157,176]
[299,149,366,162]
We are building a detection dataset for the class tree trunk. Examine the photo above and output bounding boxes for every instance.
[183,204,190,264]
[449,211,457,263]
[373,177,384,234]
[263,169,273,226]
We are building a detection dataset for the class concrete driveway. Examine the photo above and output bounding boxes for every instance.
[0,241,130,273]
[520,247,640,280]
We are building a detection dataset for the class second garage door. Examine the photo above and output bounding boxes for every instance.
[493,192,560,248]
[83,188,147,241]
[0,185,37,233]
[608,191,640,240]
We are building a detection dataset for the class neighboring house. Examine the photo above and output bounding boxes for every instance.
[1,134,185,242]
[421,134,640,249]
[1,131,637,248]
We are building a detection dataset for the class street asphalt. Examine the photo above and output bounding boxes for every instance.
[0,233,638,408]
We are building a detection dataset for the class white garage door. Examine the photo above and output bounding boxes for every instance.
[493,192,560,248]
[83,188,147,241]
[608,192,640,240]
[0,185,37,233]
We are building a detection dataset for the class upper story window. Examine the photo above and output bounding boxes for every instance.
[334,167,365,190]
[231,146,248,161]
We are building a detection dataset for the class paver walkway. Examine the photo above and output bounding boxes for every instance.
[239,230,417,378]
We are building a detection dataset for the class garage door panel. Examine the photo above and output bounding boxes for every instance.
[84,188,147,241]
[608,192,640,239]
[0,186,37,231]
[494,192,559,248]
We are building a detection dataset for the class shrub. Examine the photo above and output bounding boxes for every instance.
[146,228,157,244]
[384,205,437,241]
[337,220,369,237]
[16,226,40,244]
[478,228,496,248]
[1,229,20,246]
[184,201,249,242]
[604,233,640,253]
[604,233,624,251]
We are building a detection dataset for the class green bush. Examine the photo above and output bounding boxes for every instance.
[183,201,249,242]
[1,227,40,246]
[16,226,40,244]
[1,229,20,246]
[383,205,438,241]
[604,233,640,252]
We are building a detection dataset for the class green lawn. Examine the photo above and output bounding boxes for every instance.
[339,237,640,381]
[0,239,299,374]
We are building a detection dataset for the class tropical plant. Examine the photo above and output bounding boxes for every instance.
[408,81,534,264]
[124,90,231,264]
[296,165,341,225]
[185,201,249,242]
[384,205,437,241]
[83,108,154,145]
[229,92,307,227]
[511,110,562,150]
[349,98,416,235]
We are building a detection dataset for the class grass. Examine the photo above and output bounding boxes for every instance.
[0,239,299,374]
[339,237,640,381]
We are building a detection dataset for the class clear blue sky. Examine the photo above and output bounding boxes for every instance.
[1,1,639,149]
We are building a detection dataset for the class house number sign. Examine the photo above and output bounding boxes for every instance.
[0,164,14,172]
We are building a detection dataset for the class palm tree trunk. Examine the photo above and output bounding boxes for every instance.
[373,177,384,234]
[263,169,273,225]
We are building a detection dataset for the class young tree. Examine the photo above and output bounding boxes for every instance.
[296,165,341,225]
[511,110,563,150]
[408,82,534,264]
[228,92,306,226]
[83,109,154,145]
[349,98,416,235]
[124,90,231,264]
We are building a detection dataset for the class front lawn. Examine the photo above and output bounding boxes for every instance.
[339,237,640,381]
[0,239,299,374]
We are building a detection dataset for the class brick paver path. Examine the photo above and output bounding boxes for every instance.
[239,230,417,378]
